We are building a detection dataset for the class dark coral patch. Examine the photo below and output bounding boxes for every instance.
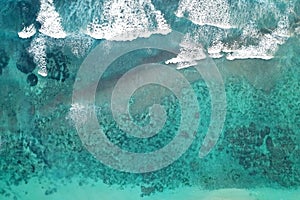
[46,50,70,82]
[0,48,9,75]
[16,52,36,74]
[27,73,38,86]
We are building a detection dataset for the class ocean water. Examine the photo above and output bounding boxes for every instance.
[0,0,300,199]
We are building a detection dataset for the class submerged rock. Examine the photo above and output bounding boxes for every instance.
[0,48,9,75]
[16,51,36,74]
[27,73,38,86]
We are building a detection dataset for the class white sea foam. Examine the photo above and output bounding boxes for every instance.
[65,34,94,58]
[224,16,291,60]
[176,0,233,29]
[28,35,48,77]
[37,0,67,38]
[166,34,206,69]
[68,103,90,127]
[85,0,171,41]
[18,24,36,39]
[175,0,294,62]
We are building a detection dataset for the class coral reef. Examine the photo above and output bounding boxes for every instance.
[16,51,36,74]
[0,48,9,75]
[225,123,300,187]
[46,49,70,82]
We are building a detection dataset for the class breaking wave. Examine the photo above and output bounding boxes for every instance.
[11,0,300,75]
[24,0,170,76]
[173,0,300,64]
[85,0,171,41]
[37,0,67,38]
[32,0,170,41]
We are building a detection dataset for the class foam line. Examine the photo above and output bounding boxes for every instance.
[28,35,48,77]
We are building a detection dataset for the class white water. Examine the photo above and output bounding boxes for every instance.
[28,35,48,77]
[85,0,171,41]
[36,0,67,38]
[24,0,171,76]
[166,32,207,69]
[225,17,290,60]
[175,0,295,63]
[18,24,36,39]
[176,0,233,29]
[25,0,170,41]
[22,0,299,77]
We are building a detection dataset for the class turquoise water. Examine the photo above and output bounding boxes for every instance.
[0,0,300,199]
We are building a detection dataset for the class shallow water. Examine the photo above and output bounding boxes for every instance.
[0,0,300,199]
